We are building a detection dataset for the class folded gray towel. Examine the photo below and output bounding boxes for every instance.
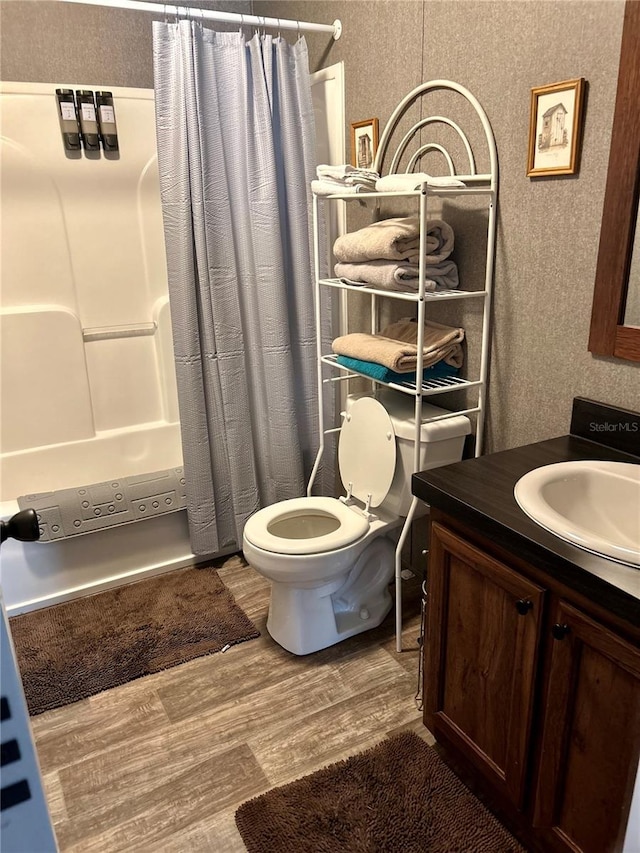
[335,260,435,292]
[334,258,459,292]
[332,319,464,372]
[333,217,454,264]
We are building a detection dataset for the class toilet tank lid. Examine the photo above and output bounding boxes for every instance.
[345,391,471,443]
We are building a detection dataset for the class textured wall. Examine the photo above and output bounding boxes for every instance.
[0,1,251,88]
[259,0,640,452]
[2,0,639,452]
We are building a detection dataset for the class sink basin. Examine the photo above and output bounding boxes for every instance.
[514,461,640,567]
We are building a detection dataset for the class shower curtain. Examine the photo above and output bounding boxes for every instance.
[152,22,322,556]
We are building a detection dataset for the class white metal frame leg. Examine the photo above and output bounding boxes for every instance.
[395,494,420,651]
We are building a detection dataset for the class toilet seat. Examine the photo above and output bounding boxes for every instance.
[243,398,397,558]
[243,496,370,556]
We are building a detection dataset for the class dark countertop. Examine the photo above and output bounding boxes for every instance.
[412,434,640,627]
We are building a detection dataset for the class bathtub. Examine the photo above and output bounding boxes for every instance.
[0,422,194,615]
[0,83,197,615]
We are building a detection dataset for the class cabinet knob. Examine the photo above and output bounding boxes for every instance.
[515,598,533,615]
[552,623,571,640]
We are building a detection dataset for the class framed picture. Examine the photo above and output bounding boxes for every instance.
[527,78,585,177]
[351,118,379,170]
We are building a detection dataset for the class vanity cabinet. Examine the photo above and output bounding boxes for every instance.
[533,600,640,853]
[423,516,640,853]
[425,521,544,808]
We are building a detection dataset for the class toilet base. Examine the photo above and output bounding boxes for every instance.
[265,536,395,655]
[266,585,392,656]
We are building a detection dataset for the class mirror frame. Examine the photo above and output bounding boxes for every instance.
[588,0,640,363]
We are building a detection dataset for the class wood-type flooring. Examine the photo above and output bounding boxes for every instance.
[29,555,432,851]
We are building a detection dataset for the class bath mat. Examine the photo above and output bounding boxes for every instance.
[17,467,187,541]
[9,562,259,715]
[235,731,525,853]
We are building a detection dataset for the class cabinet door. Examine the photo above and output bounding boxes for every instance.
[533,601,640,853]
[424,523,545,807]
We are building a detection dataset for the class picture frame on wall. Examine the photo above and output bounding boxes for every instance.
[350,118,379,170]
[527,78,585,177]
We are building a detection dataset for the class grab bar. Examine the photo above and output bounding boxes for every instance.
[82,322,157,342]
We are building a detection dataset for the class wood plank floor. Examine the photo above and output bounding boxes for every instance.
[29,554,433,852]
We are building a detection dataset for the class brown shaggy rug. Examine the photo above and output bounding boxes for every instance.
[10,562,259,716]
[235,732,525,853]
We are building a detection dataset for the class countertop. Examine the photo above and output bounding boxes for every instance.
[412,433,640,627]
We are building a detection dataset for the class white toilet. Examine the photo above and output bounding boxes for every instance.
[242,391,471,655]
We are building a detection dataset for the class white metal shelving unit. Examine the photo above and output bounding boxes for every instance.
[308,81,498,651]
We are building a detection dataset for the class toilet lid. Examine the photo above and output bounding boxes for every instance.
[338,397,396,508]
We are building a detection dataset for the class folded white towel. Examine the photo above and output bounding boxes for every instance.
[375,173,466,192]
[317,164,379,183]
[344,175,377,189]
[312,163,378,196]
[419,220,454,264]
[333,217,419,263]
[311,179,368,197]
[333,217,454,265]
[317,164,355,180]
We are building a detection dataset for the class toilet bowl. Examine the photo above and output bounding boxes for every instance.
[242,392,471,655]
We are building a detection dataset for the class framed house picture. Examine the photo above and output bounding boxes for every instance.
[527,78,585,177]
[351,118,379,170]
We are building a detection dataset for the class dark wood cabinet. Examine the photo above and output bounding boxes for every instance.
[425,522,545,807]
[533,601,640,853]
[423,516,640,853]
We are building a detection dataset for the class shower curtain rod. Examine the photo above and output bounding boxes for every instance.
[59,0,343,39]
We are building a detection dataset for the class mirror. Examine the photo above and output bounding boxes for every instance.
[589,0,640,362]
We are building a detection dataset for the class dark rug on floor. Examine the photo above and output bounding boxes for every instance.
[235,732,525,853]
[10,562,259,716]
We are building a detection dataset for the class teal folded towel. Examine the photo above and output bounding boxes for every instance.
[336,354,459,384]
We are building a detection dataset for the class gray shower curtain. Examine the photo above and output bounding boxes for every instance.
[152,22,321,556]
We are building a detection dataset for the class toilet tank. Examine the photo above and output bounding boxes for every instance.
[344,391,471,516]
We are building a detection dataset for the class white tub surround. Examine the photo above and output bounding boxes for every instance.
[0,83,194,612]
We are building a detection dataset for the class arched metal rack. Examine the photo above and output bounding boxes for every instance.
[309,80,498,651]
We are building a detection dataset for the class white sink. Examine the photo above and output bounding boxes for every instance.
[514,461,640,567]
